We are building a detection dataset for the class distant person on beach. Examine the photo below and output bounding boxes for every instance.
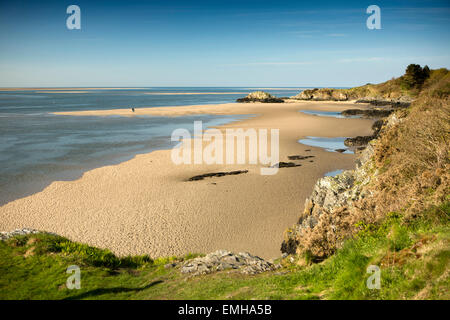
[131,107,135,112]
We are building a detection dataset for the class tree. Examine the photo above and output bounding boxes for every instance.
[422,65,430,79]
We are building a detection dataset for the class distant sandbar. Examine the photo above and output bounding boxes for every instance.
[144,92,246,95]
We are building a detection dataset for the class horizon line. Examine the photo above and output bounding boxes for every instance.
[0,86,353,90]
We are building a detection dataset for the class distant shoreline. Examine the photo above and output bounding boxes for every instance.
[0,87,149,91]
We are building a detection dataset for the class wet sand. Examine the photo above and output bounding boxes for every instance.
[0,101,373,259]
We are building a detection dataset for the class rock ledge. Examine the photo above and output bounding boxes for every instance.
[0,228,49,241]
[180,250,280,275]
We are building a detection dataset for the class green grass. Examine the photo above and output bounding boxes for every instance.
[1,202,448,300]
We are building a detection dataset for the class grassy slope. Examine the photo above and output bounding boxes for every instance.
[1,202,448,300]
[341,68,449,99]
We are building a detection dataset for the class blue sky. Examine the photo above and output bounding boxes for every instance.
[0,0,449,87]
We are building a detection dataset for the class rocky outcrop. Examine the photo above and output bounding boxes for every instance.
[271,162,301,168]
[341,108,393,118]
[179,250,280,276]
[289,87,413,105]
[344,135,374,147]
[342,109,392,147]
[371,119,385,136]
[188,170,248,181]
[237,91,284,103]
[355,98,412,108]
[281,143,376,258]
[290,88,348,101]
[0,228,53,241]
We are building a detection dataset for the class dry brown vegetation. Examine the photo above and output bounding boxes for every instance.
[364,68,449,219]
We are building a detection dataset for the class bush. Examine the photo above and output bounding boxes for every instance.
[56,241,153,268]
[56,241,121,268]
[388,224,412,251]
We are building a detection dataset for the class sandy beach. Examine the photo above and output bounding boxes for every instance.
[0,101,373,259]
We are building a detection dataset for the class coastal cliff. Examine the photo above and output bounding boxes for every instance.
[282,67,449,263]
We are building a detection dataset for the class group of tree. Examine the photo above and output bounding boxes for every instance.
[402,64,431,89]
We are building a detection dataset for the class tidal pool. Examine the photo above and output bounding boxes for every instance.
[298,136,354,154]
[324,169,344,177]
[300,110,360,119]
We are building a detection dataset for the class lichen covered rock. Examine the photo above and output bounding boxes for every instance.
[180,250,280,276]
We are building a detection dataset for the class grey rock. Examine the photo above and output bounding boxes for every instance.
[0,228,57,241]
[180,250,279,276]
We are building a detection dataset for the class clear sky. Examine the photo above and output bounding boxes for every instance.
[0,0,449,87]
